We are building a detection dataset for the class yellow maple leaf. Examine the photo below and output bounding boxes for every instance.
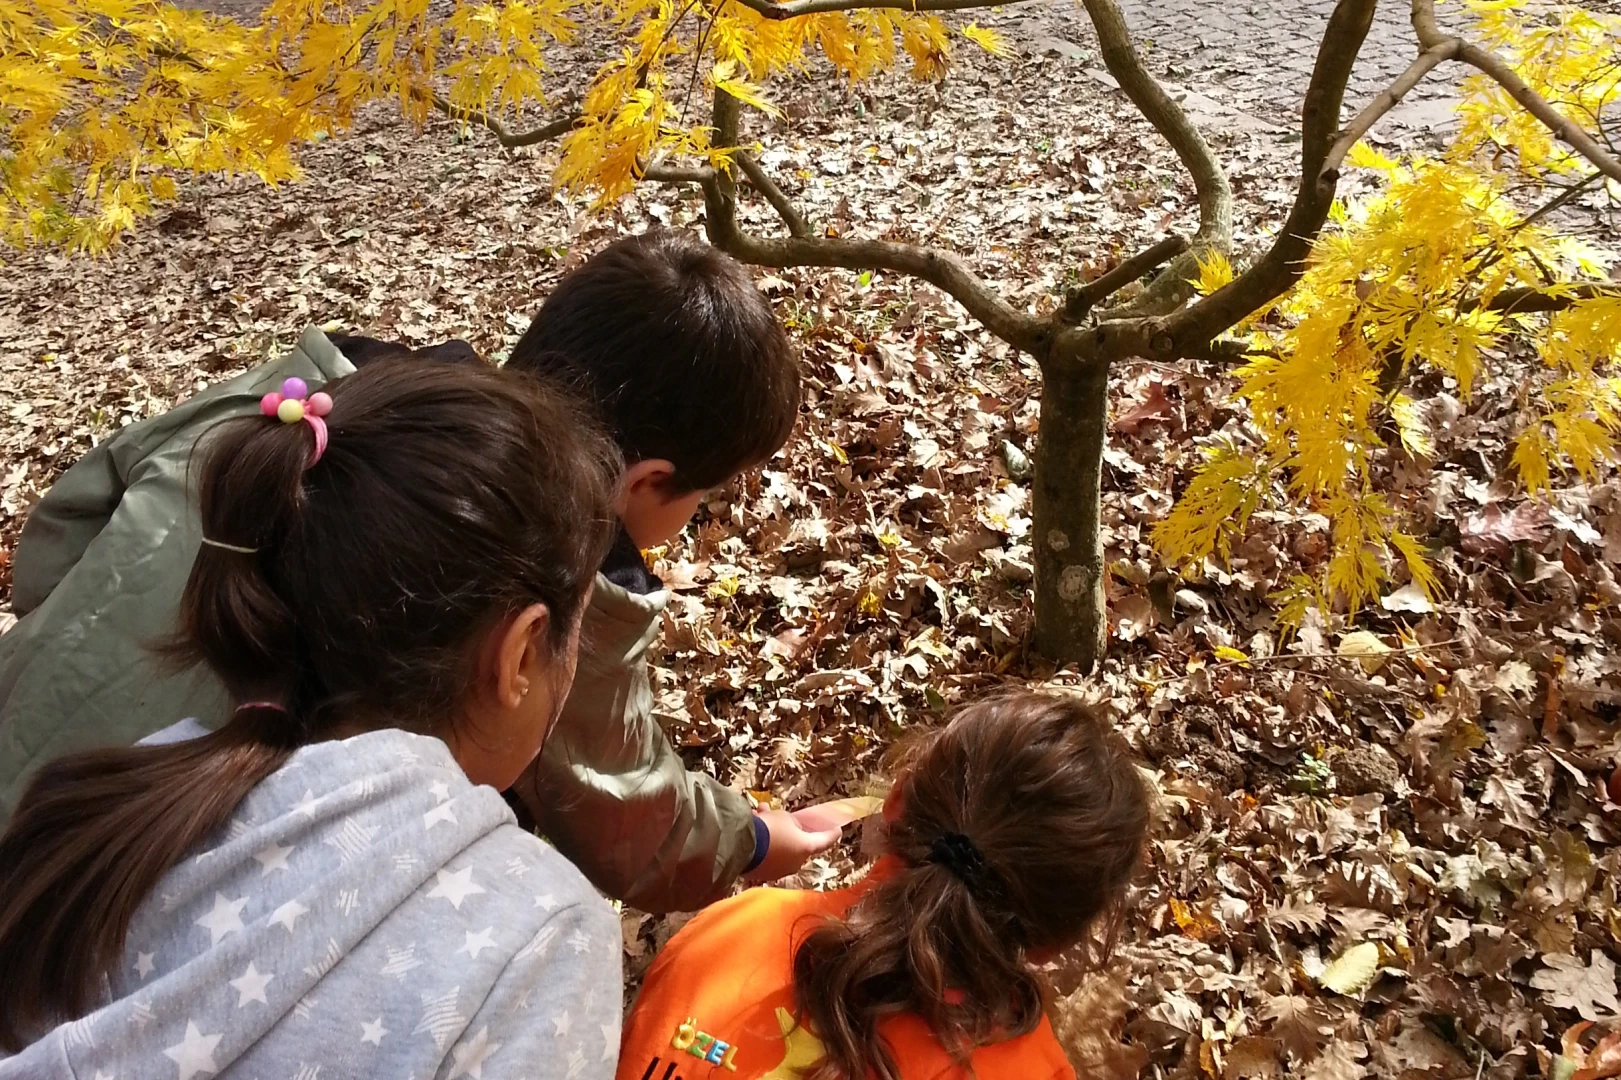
[960,24,1011,58]
[1190,249,1234,295]
[710,59,781,117]
[1346,140,1401,176]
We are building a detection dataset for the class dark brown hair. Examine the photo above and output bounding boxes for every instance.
[791,693,1150,1080]
[0,360,619,1050]
[508,228,800,493]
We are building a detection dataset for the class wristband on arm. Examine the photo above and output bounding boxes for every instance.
[743,814,771,873]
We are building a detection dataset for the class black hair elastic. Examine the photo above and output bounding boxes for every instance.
[928,832,998,899]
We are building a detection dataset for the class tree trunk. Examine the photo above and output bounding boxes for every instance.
[1031,358,1110,670]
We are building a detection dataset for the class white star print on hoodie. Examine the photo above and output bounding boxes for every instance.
[0,725,621,1079]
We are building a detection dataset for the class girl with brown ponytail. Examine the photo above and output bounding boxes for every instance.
[615,692,1151,1080]
[0,361,626,1079]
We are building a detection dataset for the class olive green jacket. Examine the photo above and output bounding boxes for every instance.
[0,327,754,913]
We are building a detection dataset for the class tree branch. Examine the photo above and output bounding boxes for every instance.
[432,94,579,148]
[1184,338,1278,365]
[1411,0,1621,184]
[700,90,1047,354]
[1513,171,1605,233]
[643,163,716,183]
[1079,0,1232,318]
[1324,42,1457,174]
[734,150,811,238]
[1165,0,1380,352]
[643,152,808,239]
[1063,234,1189,321]
[1465,282,1620,315]
[727,0,1030,18]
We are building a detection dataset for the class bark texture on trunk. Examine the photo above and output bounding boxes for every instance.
[1031,358,1110,671]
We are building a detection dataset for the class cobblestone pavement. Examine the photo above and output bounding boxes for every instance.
[1113,0,1463,133]
[1010,0,1469,142]
[1014,0,1621,145]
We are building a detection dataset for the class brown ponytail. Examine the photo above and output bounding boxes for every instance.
[0,707,295,1044]
[791,693,1151,1080]
[0,360,618,1049]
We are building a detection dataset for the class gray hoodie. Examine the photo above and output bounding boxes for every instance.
[0,724,621,1079]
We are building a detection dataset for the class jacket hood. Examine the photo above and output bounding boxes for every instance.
[0,727,517,1078]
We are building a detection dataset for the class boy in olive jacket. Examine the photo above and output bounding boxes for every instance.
[0,230,836,912]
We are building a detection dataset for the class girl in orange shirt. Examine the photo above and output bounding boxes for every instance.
[617,692,1150,1080]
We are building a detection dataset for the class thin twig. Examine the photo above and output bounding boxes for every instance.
[1512,170,1605,233]
[1457,171,1605,291]
[676,0,717,126]
[1434,171,1609,315]
[734,150,811,238]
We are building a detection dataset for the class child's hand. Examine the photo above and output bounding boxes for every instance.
[744,809,843,883]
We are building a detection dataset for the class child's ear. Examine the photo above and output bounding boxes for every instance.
[622,459,680,500]
[477,603,552,713]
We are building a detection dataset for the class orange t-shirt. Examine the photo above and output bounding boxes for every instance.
[617,868,1076,1080]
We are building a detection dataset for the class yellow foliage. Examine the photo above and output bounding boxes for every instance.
[1512,425,1555,493]
[1454,0,1621,180]
[6,0,1619,642]
[1190,249,1234,295]
[1344,140,1400,177]
[959,23,1010,59]
[710,60,780,119]
[0,0,586,247]
[1157,3,1621,626]
[1388,532,1439,600]
[1,0,978,245]
[1150,440,1268,564]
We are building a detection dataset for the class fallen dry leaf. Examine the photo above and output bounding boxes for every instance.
[1337,630,1392,675]
[1317,941,1381,997]
[1531,952,1621,1022]
[1460,502,1554,557]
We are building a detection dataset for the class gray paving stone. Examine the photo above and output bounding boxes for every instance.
[1019,0,1471,140]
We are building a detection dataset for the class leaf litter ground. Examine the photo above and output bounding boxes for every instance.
[3,19,1621,1080]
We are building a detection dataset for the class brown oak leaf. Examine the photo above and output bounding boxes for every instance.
[1259,994,1334,1063]
[1531,951,1621,1021]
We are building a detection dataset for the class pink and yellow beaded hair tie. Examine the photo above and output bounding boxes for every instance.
[260,377,333,466]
